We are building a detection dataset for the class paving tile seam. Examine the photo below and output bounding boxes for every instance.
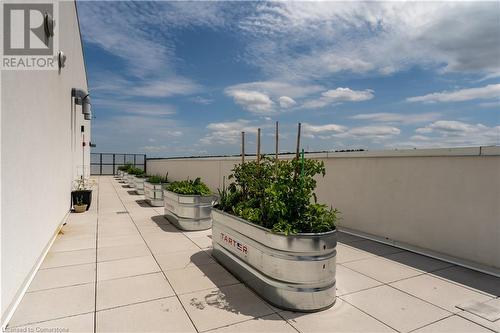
[49,246,97,253]
[96,254,154,264]
[407,313,496,333]
[7,311,95,329]
[425,270,500,299]
[161,261,225,273]
[337,296,401,333]
[109,177,201,333]
[341,272,458,318]
[96,253,153,264]
[24,281,96,295]
[388,277,495,310]
[339,261,429,286]
[455,311,500,332]
[171,281,245,297]
[272,311,303,333]
[39,261,97,271]
[96,295,177,313]
[97,270,163,283]
[199,313,296,333]
[93,177,100,333]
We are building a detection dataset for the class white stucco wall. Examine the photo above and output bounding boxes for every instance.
[147,147,500,275]
[0,1,90,324]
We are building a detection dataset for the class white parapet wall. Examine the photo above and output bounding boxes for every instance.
[0,1,90,325]
[147,146,500,275]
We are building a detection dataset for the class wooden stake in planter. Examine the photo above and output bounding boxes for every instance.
[275,121,279,161]
[296,122,301,160]
[294,122,302,178]
[241,131,245,164]
[257,128,261,164]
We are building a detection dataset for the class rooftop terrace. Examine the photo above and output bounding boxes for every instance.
[5,176,500,333]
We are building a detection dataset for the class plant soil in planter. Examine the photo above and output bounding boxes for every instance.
[163,190,214,230]
[73,204,87,213]
[71,190,92,211]
[212,208,337,312]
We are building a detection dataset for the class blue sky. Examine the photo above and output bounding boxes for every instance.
[78,1,500,157]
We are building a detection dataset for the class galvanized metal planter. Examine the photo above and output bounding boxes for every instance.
[144,181,165,206]
[211,209,337,312]
[134,177,146,194]
[163,190,214,231]
[126,174,136,188]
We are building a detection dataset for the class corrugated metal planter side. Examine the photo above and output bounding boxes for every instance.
[163,190,214,231]
[134,177,146,194]
[144,181,165,206]
[211,209,337,312]
[126,174,136,188]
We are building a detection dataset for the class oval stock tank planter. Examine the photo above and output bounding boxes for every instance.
[211,209,337,312]
[134,177,146,195]
[144,182,165,206]
[163,190,213,231]
[126,174,136,188]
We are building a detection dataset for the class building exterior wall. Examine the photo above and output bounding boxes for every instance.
[147,147,500,275]
[0,1,90,324]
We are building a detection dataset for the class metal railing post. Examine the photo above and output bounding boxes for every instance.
[144,154,147,174]
[112,154,116,175]
[99,153,103,175]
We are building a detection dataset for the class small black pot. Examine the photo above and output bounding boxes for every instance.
[71,190,92,211]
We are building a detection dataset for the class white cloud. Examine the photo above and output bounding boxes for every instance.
[303,88,374,109]
[224,89,274,114]
[407,84,500,103]
[337,126,401,140]
[191,96,214,105]
[131,78,201,98]
[278,96,297,108]
[93,99,176,116]
[411,120,500,146]
[323,88,374,102]
[302,123,347,138]
[416,120,496,135]
[479,100,500,108]
[391,120,500,148]
[200,119,267,145]
[350,112,441,124]
[302,123,399,141]
[239,2,500,80]
[224,81,324,112]
[226,81,324,99]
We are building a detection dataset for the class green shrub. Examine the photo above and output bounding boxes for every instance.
[128,167,144,176]
[147,174,168,184]
[167,178,211,196]
[217,156,339,234]
[118,164,133,172]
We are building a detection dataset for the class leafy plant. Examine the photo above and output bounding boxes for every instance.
[75,195,85,206]
[73,176,95,191]
[148,174,168,184]
[217,156,339,234]
[128,167,145,176]
[167,178,211,195]
[118,164,133,172]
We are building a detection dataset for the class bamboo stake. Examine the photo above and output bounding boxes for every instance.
[241,131,245,164]
[295,122,301,160]
[275,121,279,161]
[257,128,261,164]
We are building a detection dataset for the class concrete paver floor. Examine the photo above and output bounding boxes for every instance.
[5,176,500,333]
